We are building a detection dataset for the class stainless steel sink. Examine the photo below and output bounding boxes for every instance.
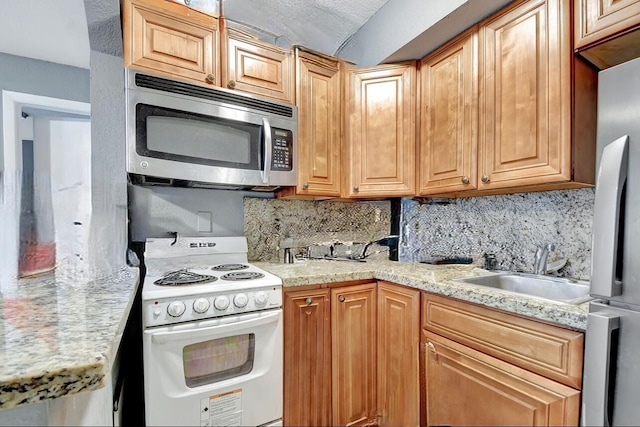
[453,272,593,305]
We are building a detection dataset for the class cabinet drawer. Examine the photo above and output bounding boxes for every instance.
[421,293,583,389]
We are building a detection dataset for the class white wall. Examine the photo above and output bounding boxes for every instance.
[48,118,92,275]
[32,117,55,246]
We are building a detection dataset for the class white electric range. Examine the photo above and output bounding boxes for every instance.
[142,236,283,427]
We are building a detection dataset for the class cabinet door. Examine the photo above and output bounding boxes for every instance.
[223,30,294,103]
[575,0,640,68]
[376,282,420,427]
[424,331,580,426]
[332,283,377,426]
[296,50,342,197]
[345,63,416,198]
[418,28,478,195]
[123,0,219,86]
[283,289,331,426]
[479,0,571,190]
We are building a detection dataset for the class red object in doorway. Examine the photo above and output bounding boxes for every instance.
[19,242,56,278]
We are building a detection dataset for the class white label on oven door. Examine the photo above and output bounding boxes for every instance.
[200,388,243,426]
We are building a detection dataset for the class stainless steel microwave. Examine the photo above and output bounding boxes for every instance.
[125,69,297,189]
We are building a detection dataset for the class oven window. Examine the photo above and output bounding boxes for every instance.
[147,116,251,164]
[183,334,255,388]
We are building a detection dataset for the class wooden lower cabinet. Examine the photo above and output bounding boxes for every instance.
[332,283,377,426]
[421,293,582,426]
[283,281,420,427]
[283,289,331,426]
[377,282,420,427]
[424,331,580,426]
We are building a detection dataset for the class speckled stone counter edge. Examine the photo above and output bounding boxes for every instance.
[0,267,140,410]
[255,260,589,331]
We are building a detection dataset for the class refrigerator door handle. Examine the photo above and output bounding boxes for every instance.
[582,311,620,427]
[591,135,628,297]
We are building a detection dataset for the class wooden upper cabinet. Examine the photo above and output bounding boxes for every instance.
[479,0,573,190]
[222,29,294,103]
[122,0,220,86]
[418,28,479,195]
[424,331,580,426]
[575,0,640,69]
[295,49,342,197]
[344,62,416,198]
[377,282,420,427]
[332,283,377,426]
[283,289,331,427]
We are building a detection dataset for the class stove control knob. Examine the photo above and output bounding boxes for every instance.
[167,301,186,317]
[193,298,210,313]
[255,291,268,306]
[234,293,249,308]
[214,295,230,311]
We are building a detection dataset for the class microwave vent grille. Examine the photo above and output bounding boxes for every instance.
[134,73,294,118]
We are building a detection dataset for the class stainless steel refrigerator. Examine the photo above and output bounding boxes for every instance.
[582,57,640,426]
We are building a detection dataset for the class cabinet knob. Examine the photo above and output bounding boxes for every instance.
[353,186,359,192]
[205,74,215,84]
[427,341,438,360]
[338,295,345,302]
[481,174,490,183]
[305,297,313,305]
[461,176,469,184]
[303,182,309,189]
[227,80,236,89]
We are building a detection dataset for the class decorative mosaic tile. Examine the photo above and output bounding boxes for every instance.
[399,189,595,280]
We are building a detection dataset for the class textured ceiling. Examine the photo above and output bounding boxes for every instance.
[0,0,513,71]
[224,0,390,55]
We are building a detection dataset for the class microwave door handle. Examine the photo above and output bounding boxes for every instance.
[591,135,628,298]
[261,118,272,184]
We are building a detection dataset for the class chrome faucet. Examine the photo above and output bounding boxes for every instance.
[534,243,555,275]
[357,235,399,260]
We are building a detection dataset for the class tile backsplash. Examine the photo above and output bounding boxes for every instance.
[399,189,595,280]
[244,198,391,262]
[244,189,595,280]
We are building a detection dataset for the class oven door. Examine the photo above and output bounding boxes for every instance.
[143,309,283,427]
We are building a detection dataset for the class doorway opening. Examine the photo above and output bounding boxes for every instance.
[1,91,91,284]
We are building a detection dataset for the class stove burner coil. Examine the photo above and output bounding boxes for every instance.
[212,264,249,271]
[221,271,265,281]
[155,269,218,286]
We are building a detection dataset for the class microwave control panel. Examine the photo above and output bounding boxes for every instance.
[271,128,293,171]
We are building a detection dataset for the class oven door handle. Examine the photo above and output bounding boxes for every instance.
[150,310,281,344]
[261,117,272,185]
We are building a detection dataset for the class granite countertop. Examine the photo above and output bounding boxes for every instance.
[256,260,589,331]
[0,267,139,410]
